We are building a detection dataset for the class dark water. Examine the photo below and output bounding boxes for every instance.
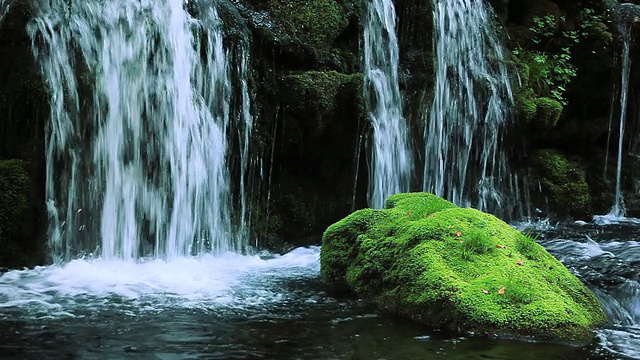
[1,224,638,360]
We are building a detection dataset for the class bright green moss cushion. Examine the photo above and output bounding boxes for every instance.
[321,192,606,341]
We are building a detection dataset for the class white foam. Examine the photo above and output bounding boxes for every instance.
[596,326,640,360]
[593,214,640,225]
[0,247,321,318]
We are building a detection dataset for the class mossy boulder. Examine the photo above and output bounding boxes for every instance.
[321,192,606,341]
[534,97,563,129]
[529,149,591,218]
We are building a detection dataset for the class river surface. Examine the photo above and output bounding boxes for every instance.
[1,221,639,360]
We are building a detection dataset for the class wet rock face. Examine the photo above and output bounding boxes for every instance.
[616,2,640,24]
[236,0,366,250]
[0,0,47,268]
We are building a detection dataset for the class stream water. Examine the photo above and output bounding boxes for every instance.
[1,222,639,360]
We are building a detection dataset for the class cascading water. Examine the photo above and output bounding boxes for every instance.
[364,0,413,209]
[611,27,631,218]
[0,0,10,24]
[424,0,513,215]
[606,2,640,218]
[28,0,252,262]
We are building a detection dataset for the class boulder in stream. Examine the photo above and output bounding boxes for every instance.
[321,192,607,341]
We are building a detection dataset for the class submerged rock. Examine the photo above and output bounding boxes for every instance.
[321,192,607,341]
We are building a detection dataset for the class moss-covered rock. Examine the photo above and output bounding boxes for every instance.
[534,97,563,129]
[279,70,362,137]
[529,149,591,218]
[239,0,358,70]
[514,90,537,123]
[321,192,606,341]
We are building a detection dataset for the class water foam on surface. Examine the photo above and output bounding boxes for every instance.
[0,247,321,319]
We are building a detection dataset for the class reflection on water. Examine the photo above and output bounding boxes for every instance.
[0,236,638,359]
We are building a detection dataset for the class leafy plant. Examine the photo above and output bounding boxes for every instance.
[512,15,578,105]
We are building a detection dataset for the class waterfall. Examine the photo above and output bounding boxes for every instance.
[363,0,413,209]
[28,0,252,262]
[607,3,640,217]
[611,28,631,217]
[424,0,513,215]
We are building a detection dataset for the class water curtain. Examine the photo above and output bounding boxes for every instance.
[29,0,252,261]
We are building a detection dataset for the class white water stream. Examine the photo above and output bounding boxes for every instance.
[364,0,413,209]
[424,0,513,215]
[28,0,252,262]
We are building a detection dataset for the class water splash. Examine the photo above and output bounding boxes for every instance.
[0,246,321,319]
[424,0,513,215]
[28,0,252,261]
[364,0,413,209]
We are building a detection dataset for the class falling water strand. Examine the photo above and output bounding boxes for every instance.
[0,0,10,24]
[363,0,413,209]
[424,0,513,216]
[236,43,254,248]
[611,25,632,217]
[29,0,250,261]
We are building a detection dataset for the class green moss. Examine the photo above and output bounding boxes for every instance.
[321,192,606,341]
[530,149,591,217]
[280,71,363,135]
[272,0,347,46]
[0,160,30,260]
[282,71,362,113]
[461,228,494,261]
[255,0,350,60]
[515,94,537,123]
[534,97,563,129]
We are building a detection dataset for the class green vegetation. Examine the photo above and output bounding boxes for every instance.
[281,71,362,115]
[511,5,612,114]
[264,0,348,48]
[461,228,494,261]
[321,193,606,341]
[512,15,577,106]
[252,0,354,67]
[530,149,591,217]
[534,97,563,129]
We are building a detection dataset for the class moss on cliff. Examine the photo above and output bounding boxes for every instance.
[534,97,563,129]
[529,149,591,218]
[242,0,357,69]
[321,192,606,341]
[280,70,363,130]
